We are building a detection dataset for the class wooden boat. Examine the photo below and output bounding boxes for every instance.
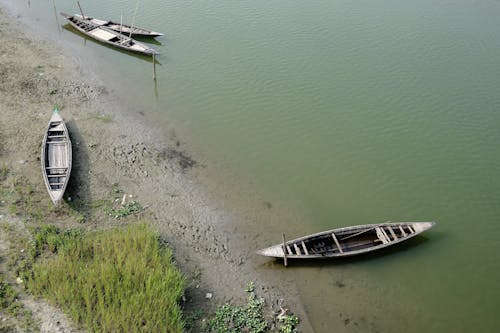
[256,221,435,260]
[60,12,159,56]
[72,14,163,38]
[41,109,72,205]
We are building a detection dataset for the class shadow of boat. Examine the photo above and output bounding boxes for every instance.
[64,119,92,219]
[134,35,163,46]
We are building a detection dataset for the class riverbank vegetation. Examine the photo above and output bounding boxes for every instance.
[206,281,299,333]
[0,272,38,332]
[26,224,185,332]
[1,167,186,331]
[0,167,299,332]
[0,11,303,330]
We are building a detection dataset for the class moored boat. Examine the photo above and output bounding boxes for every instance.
[41,108,72,205]
[72,14,163,38]
[60,12,159,56]
[257,221,435,261]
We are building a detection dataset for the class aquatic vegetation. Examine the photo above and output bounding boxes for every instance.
[206,281,299,333]
[105,200,142,218]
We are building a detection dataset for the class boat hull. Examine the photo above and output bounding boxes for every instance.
[41,109,72,205]
[60,13,159,56]
[257,222,435,259]
[73,14,164,38]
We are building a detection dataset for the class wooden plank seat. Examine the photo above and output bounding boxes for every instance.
[45,166,68,170]
[294,243,302,255]
[376,227,390,244]
[387,226,398,240]
[47,141,68,144]
[301,241,309,255]
[331,233,344,253]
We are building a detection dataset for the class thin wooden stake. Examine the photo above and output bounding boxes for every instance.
[152,54,157,80]
[282,233,288,267]
[52,0,61,32]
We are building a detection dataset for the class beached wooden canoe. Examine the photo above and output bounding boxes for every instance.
[72,14,163,38]
[41,109,72,205]
[60,12,159,56]
[256,222,435,260]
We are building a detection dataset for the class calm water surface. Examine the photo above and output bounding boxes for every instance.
[5,0,500,331]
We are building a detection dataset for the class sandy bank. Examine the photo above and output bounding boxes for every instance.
[0,5,314,332]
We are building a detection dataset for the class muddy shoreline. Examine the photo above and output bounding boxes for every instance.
[0,5,314,332]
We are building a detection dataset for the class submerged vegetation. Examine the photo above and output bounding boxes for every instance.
[105,199,142,218]
[103,184,144,218]
[206,282,299,333]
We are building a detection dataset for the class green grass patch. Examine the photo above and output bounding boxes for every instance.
[0,273,38,332]
[0,163,8,181]
[3,175,44,222]
[27,224,185,332]
[0,171,90,225]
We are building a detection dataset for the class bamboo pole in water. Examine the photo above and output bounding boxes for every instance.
[152,54,157,80]
[120,14,123,35]
[77,1,85,19]
[282,233,288,267]
[129,0,141,39]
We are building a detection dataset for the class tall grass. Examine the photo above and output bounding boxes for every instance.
[28,224,185,332]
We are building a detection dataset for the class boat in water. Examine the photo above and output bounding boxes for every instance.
[71,13,163,38]
[60,12,159,56]
[257,221,435,261]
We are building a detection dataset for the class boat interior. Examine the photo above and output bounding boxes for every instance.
[284,224,418,256]
[44,122,69,190]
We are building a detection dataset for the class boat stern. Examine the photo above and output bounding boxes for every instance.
[60,12,73,20]
[412,221,436,232]
[50,108,64,122]
[147,48,160,56]
[256,245,285,258]
[49,190,64,206]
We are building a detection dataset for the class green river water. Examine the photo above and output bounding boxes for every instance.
[3,0,500,331]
